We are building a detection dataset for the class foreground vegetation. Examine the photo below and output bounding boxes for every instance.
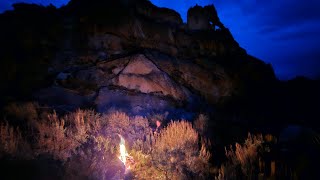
[0,102,267,179]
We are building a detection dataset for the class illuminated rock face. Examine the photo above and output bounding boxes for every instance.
[111,54,189,101]
[121,54,159,75]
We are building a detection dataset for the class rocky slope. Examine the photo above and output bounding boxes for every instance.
[0,0,276,119]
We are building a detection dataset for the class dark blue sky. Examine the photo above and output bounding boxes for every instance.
[1,0,320,80]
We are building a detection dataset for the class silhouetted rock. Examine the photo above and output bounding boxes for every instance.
[135,0,183,25]
[187,4,224,31]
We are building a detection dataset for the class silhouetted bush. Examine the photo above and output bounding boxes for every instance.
[193,114,209,135]
[4,102,39,122]
[219,133,263,179]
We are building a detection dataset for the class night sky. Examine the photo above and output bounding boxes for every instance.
[1,0,320,80]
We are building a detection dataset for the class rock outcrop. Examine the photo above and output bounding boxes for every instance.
[111,54,190,101]
[187,5,225,31]
[0,0,276,118]
[135,0,183,25]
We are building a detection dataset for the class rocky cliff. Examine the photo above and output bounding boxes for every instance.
[0,0,276,118]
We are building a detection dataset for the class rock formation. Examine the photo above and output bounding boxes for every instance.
[187,4,224,31]
[0,0,276,118]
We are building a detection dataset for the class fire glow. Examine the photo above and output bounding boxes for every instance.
[118,134,130,170]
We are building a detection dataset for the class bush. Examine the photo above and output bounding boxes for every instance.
[150,120,211,179]
[4,102,39,122]
[64,134,120,180]
[222,133,263,179]
[193,114,208,135]
[105,111,130,134]
[0,121,31,158]
[33,110,100,160]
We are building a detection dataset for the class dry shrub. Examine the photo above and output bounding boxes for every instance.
[64,109,103,141]
[132,129,155,155]
[33,110,152,178]
[64,111,151,179]
[193,114,208,135]
[154,121,198,152]
[1,107,214,179]
[130,116,150,131]
[106,111,130,134]
[35,112,73,160]
[105,111,152,148]
[35,110,123,179]
[35,110,103,161]
[129,120,212,179]
[128,116,152,145]
[223,133,263,179]
[64,135,120,180]
[4,102,39,121]
[199,138,211,162]
[130,149,165,180]
[0,121,31,158]
[150,120,211,179]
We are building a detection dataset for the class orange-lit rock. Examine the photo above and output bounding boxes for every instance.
[111,54,190,101]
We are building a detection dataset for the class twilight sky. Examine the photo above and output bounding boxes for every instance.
[1,0,320,80]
